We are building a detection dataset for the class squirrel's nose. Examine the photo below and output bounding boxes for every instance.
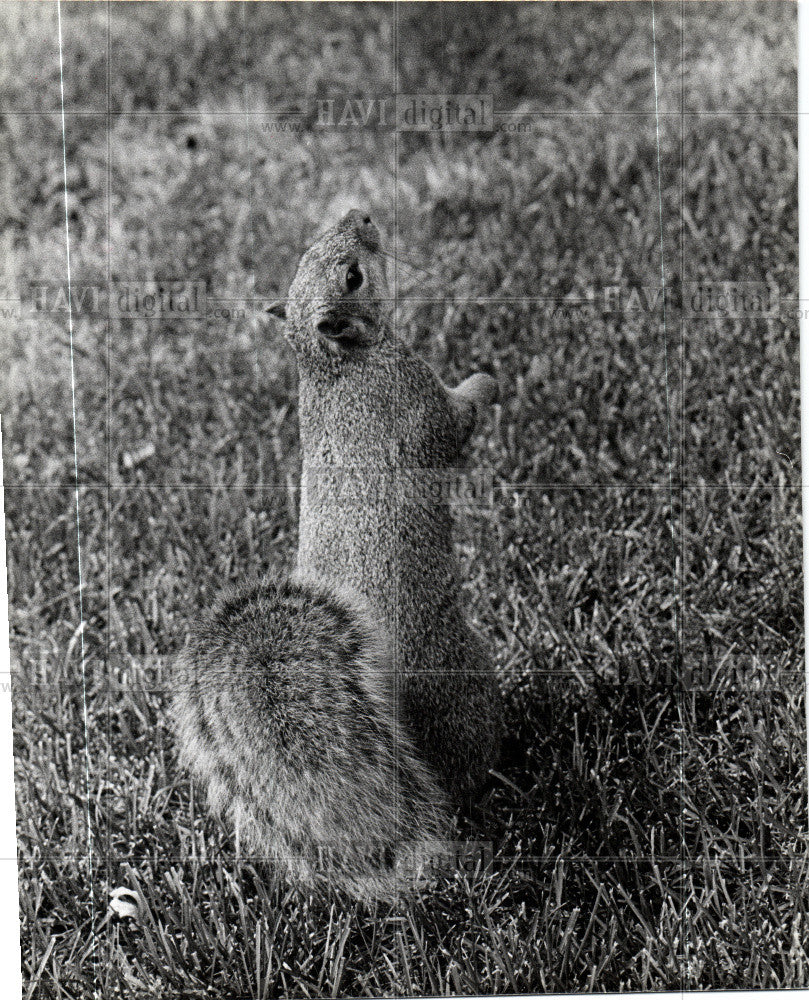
[342,209,374,230]
[341,210,381,251]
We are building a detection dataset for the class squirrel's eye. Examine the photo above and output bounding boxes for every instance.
[345,262,364,293]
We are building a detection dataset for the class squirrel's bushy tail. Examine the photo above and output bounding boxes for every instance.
[172,576,451,901]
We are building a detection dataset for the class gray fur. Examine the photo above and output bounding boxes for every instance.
[173,210,502,900]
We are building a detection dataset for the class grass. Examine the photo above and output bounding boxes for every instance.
[2,1,806,995]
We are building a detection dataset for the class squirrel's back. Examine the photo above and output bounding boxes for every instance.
[288,213,503,802]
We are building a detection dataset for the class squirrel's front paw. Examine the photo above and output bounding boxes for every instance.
[449,372,498,447]
[455,372,499,409]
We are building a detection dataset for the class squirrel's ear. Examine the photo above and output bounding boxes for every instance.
[265,300,287,320]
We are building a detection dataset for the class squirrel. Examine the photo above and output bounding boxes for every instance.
[172,210,503,900]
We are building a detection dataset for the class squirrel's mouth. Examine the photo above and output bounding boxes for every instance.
[316,316,370,351]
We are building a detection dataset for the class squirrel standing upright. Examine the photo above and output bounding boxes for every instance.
[172,210,503,900]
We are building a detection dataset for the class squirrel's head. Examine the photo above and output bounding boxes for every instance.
[268,210,391,371]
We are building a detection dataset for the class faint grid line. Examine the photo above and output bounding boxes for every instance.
[56,0,97,982]
[240,1,260,402]
[105,0,113,892]
[7,482,803,493]
[97,686,804,697]
[4,109,800,118]
[802,0,809,830]
[678,1,687,943]
[16,852,807,866]
[393,0,401,872]
[656,0,684,987]
[41,292,803,304]
[650,2,680,648]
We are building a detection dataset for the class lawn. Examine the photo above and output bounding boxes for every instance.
[2,1,806,995]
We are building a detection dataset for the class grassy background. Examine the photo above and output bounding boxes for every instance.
[2,1,806,995]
